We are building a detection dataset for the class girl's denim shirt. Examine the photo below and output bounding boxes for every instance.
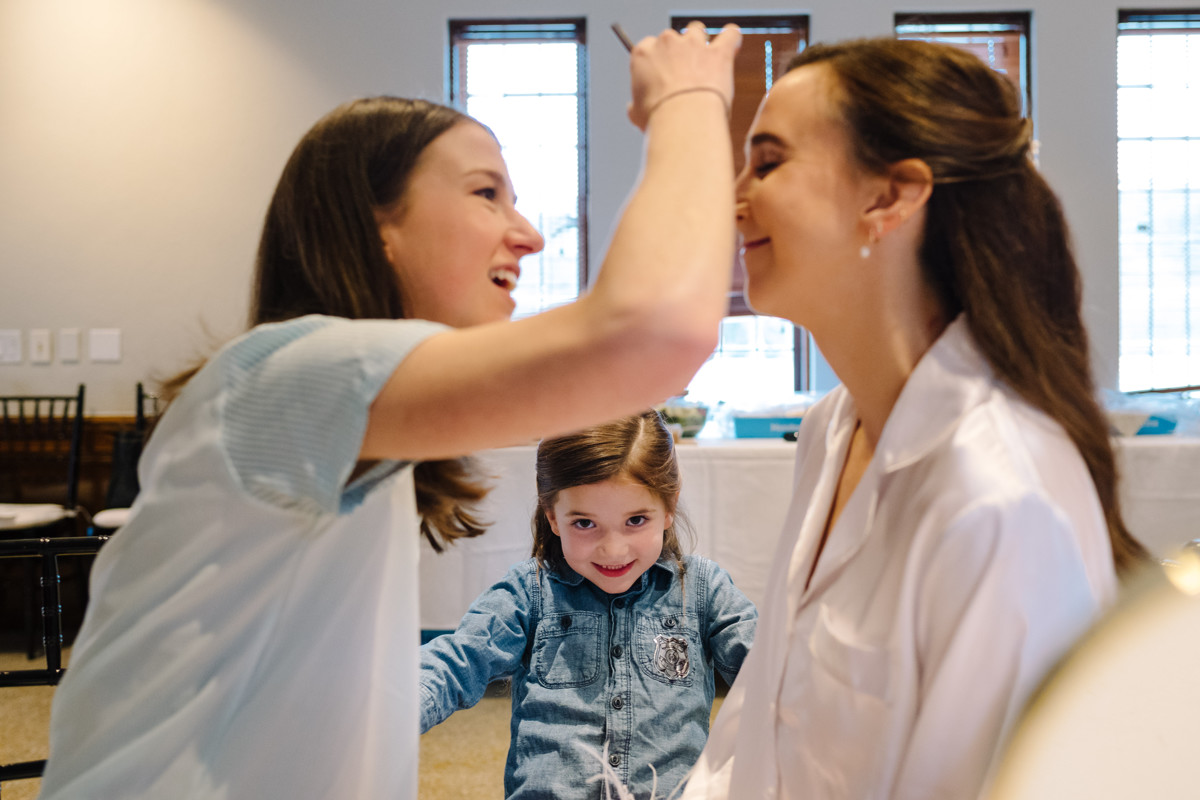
[419,554,758,799]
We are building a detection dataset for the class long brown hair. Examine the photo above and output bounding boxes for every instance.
[165,97,490,551]
[531,410,689,575]
[789,39,1147,576]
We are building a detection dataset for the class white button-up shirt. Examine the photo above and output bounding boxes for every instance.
[683,317,1118,800]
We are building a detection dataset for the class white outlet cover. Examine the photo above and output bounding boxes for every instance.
[89,328,121,363]
[59,328,80,363]
[0,329,21,364]
[30,328,52,364]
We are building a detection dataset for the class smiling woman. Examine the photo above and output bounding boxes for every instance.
[35,23,744,800]
[684,37,1147,799]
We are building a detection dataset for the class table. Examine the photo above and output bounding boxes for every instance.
[418,436,1200,630]
[1114,436,1200,559]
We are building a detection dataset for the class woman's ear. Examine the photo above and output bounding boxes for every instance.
[864,158,933,236]
[374,207,403,270]
[888,157,933,213]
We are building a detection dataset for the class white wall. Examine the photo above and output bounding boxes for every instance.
[0,0,1188,412]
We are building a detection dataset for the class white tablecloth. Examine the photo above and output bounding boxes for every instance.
[418,437,1200,630]
[1115,436,1200,558]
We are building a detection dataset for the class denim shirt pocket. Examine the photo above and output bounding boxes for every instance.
[532,610,603,688]
[634,612,700,687]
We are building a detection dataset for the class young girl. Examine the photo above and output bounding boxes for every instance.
[420,410,757,799]
[37,24,743,800]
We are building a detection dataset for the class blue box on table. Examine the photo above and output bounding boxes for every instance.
[733,416,804,438]
[1137,415,1177,435]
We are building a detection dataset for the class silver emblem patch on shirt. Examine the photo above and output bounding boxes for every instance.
[653,634,690,679]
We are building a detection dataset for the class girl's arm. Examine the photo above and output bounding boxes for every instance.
[419,565,536,733]
[362,24,741,462]
[702,559,758,686]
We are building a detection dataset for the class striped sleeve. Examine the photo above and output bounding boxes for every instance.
[216,315,448,516]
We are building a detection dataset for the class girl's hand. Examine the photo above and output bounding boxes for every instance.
[627,21,742,131]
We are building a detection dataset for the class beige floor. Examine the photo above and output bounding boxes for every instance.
[2,645,723,799]
[0,643,59,800]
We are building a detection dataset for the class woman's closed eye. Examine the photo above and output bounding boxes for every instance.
[747,140,787,179]
[753,159,781,178]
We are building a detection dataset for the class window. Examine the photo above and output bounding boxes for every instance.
[449,20,586,319]
[895,12,1032,116]
[1117,11,1200,391]
[669,15,813,405]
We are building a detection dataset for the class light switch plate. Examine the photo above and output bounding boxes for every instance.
[59,328,80,363]
[0,329,21,364]
[30,329,52,364]
[89,328,121,363]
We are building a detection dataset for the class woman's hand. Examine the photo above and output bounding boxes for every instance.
[627,21,742,131]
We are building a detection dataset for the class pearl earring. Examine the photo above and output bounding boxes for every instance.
[861,220,885,259]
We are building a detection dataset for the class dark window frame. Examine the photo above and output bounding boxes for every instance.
[895,11,1033,118]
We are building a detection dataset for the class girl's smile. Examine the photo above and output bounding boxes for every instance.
[594,561,635,577]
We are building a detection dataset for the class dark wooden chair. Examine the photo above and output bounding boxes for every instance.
[0,385,87,532]
[0,386,89,659]
[0,535,108,796]
[93,383,159,533]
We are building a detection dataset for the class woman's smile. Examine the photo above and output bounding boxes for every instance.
[489,264,520,291]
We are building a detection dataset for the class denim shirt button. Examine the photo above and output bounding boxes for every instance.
[611,696,624,710]
[663,617,677,629]
[609,753,621,767]
[615,598,626,609]
[611,645,623,659]
[560,615,571,629]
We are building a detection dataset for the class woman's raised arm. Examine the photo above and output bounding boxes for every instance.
[362,23,741,461]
